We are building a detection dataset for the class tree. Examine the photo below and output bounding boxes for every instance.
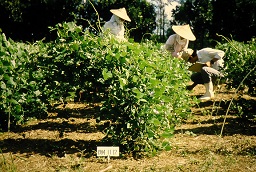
[170,0,256,48]
[211,0,256,42]
[0,0,156,42]
[150,0,180,42]
[171,0,213,49]
[151,0,168,42]
[78,0,156,42]
[0,0,82,41]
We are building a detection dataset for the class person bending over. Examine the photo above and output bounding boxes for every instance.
[186,48,225,100]
[164,24,196,59]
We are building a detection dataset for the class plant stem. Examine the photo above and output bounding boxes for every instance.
[220,66,255,137]
[8,105,11,133]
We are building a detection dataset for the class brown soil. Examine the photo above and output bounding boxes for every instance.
[1,84,256,172]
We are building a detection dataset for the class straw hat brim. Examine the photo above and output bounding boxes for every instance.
[110,8,131,22]
[188,63,204,72]
[172,25,196,41]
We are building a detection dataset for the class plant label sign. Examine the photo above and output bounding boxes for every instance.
[97,146,119,157]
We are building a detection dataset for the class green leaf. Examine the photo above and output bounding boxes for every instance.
[119,78,127,88]
[34,90,41,96]
[161,95,172,102]
[7,77,16,86]
[161,128,175,138]
[132,88,144,99]
[10,98,19,105]
[162,141,172,151]
[154,88,164,97]
[3,74,10,80]
[138,98,147,103]
[161,132,174,138]
[132,76,138,82]
[152,118,161,126]
[106,55,112,61]
[149,78,159,87]
[1,81,6,89]
[120,56,126,64]
[145,67,154,74]
[148,130,155,138]
[71,42,79,51]
[102,68,113,80]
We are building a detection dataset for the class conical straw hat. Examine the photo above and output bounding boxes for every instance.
[110,8,131,22]
[172,24,196,41]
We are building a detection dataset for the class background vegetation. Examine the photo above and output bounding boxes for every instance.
[0,0,256,46]
[171,0,256,48]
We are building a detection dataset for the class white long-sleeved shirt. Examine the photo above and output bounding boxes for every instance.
[103,15,125,40]
[164,34,189,58]
[197,48,225,70]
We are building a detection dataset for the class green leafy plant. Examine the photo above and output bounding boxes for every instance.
[96,33,193,157]
[216,37,256,95]
[216,37,256,124]
[40,22,194,156]
[0,33,47,131]
[0,21,195,156]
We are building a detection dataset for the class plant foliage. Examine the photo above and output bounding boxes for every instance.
[216,38,256,95]
[0,33,48,130]
[45,22,193,156]
[0,21,194,156]
[216,37,256,120]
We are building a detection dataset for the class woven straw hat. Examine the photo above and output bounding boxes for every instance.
[172,24,196,41]
[110,8,131,22]
[181,48,194,61]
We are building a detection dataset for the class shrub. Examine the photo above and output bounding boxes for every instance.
[216,38,256,95]
[38,22,194,156]
[216,37,256,121]
[0,33,47,130]
[0,22,194,156]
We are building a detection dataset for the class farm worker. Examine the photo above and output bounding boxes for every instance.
[164,24,196,59]
[103,7,131,41]
[184,48,225,101]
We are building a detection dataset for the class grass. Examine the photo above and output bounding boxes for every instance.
[0,150,16,172]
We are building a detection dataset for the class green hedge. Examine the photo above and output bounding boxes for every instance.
[216,38,256,121]
[216,38,256,94]
[0,22,194,156]
[0,33,47,130]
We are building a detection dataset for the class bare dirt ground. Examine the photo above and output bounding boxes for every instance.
[0,84,256,172]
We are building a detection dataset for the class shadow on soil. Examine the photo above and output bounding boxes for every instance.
[1,138,101,158]
[175,98,256,136]
[0,97,255,158]
[0,103,115,158]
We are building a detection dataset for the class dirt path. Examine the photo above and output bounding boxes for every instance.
[0,85,256,172]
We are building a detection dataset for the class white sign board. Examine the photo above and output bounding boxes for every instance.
[97,146,119,157]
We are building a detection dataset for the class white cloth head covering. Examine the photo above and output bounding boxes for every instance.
[197,48,225,70]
